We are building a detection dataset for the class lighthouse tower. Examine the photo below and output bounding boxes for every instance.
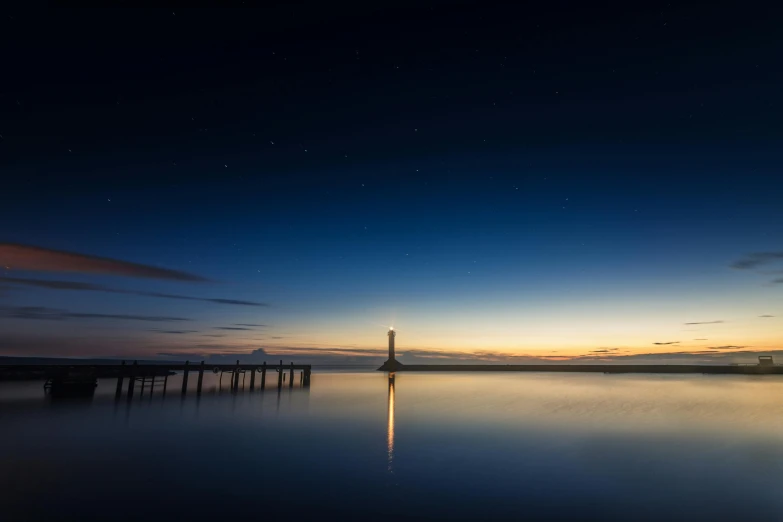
[388,327,396,360]
[378,327,404,371]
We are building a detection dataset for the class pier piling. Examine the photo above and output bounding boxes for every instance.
[127,361,137,401]
[233,360,240,391]
[181,361,189,396]
[277,360,283,390]
[250,365,256,390]
[163,374,168,396]
[289,362,294,388]
[197,361,204,395]
[261,361,266,390]
[115,360,125,399]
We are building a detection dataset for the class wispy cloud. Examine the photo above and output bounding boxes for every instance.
[0,276,266,307]
[150,330,198,334]
[684,320,724,325]
[773,279,783,284]
[234,323,266,327]
[141,292,265,307]
[707,345,748,350]
[0,306,189,322]
[759,315,775,318]
[693,338,709,340]
[215,327,254,330]
[731,252,783,270]
[653,341,680,345]
[0,243,207,281]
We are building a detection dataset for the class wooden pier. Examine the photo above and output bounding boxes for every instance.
[0,360,311,399]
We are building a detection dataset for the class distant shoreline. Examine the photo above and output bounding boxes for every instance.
[377,363,783,375]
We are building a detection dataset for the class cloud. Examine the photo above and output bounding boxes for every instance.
[731,252,783,270]
[0,243,207,281]
[0,278,99,291]
[215,327,254,330]
[684,320,724,325]
[707,345,748,350]
[142,292,266,307]
[774,279,783,284]
[0,276,266,307]
[693,338,709,340]
[271,336,284,339]
[759,315,775,318]
[0,306,189,322]
[234,323,266,327]
[653,341,680,345]
[150,330,198,334]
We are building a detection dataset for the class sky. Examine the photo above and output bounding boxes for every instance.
[1,2,782,364]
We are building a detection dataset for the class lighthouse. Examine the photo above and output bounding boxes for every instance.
[378,327,404,371]
[388,327,396,360]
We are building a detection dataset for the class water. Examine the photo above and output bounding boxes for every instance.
[3,371,783,521]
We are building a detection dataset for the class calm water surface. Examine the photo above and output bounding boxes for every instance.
[2,371,783,521]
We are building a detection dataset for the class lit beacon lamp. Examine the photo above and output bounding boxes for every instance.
[379,326,404,371]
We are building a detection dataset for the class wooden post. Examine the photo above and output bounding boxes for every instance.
[181,361,190,395]
[197,361,205,395]
[289,362,294,388]
[127,361,137,400]
[303,368,311,387]
[261,361,266,390]
[300,371,303,386]
[115,360,125,399]
[140,375,146,398]
[163,374,168,396]
[250,365,256,390]
[277,360,283,390]
[233,360,240,391]
[149,375,155,398]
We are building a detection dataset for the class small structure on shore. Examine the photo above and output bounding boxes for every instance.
[758,356,774,366]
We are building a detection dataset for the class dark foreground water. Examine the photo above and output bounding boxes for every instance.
[2,371,783,521]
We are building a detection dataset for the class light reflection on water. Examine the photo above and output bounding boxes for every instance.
[388,372,395,473]
[2,371,783,520]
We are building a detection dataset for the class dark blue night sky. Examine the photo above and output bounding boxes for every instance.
[1,2,781,362]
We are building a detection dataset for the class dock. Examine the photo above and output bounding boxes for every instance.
[0,360,312,398]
